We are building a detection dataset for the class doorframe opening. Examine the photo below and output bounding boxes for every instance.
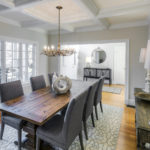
[59,39,129,105]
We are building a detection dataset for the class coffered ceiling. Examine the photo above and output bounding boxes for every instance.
[0,0,149,34]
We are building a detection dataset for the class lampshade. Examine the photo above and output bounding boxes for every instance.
[145,40,150,70]
[139,48,146,63]
[86,57,91,63]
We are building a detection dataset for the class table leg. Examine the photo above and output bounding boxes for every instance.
[14,122,54,150]
[14,122,36,150]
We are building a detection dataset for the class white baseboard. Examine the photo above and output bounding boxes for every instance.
[126,99,135,107]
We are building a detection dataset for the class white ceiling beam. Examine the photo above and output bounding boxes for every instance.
[0,0,14,8]
[109,20,149,30]
[14,0,41,6]
[98,0,150,19]
[0,15,20,26]
[20,20,46,28]
[0,0,74,32]
[72,0,110,29]
[21,10,74,32]
[0,0,54,14]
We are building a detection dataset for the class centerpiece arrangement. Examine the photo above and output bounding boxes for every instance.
[49,72,72,94]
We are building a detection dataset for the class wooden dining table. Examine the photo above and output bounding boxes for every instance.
[0,80,93,150]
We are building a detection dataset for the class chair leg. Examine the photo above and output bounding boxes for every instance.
[83,121,88,140]
[91,112,95,127]
[36,136,41,150]
[95,105,98,120]
[18,129,22,150]
[100,102,103,113]
[0,121,5,140]
[79,131,84,150]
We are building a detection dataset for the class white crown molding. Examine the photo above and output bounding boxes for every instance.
[0,0,14,8]
[110,20,149,30]
[0,16,20,26]
[98,0,150,19]
[21,10,75,32]
[0,15,48,34]
[49,20,148,35]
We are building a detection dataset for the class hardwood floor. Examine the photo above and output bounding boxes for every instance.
[103,84,137,150]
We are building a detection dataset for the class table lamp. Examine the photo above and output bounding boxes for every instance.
[85,57,92,67]
[144,40,150,93]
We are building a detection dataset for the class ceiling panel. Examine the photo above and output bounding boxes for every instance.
[24,0,91,24]
[94,0,143,9]
[108,9,149,24]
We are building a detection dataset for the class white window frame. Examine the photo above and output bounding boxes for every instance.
[0,36,38,85]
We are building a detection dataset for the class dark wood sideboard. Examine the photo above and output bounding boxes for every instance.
[134,88,150,149]
[83,67,112,85]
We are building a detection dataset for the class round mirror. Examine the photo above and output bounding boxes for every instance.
[92,47,106,64]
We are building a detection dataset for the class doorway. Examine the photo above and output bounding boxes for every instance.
[59,40,129,105]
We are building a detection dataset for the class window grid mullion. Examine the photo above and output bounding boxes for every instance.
[1,41,6,83]
[25,44,28,81]
[19,43,23,81]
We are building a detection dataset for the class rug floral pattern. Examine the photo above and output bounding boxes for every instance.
[0,104,123,150]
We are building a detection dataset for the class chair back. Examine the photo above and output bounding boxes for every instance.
[94,77,105,106]
[83,80,99,121]
[62,88,89,146]
[48,73,58,89]
[0,80,24,102]
[30,75,46,91]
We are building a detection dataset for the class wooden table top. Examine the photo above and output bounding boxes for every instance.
[0,80,93,126]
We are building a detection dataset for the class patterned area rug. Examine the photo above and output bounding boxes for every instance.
[103,86,122,94]
[0,104,123,150]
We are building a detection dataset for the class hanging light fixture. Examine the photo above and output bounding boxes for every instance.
[41,6,75,56]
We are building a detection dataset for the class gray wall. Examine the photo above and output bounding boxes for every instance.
[149,25,150,39]
[48,26,148,105]
[0,22,49,93]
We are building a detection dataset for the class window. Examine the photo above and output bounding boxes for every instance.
[0,39,37,84]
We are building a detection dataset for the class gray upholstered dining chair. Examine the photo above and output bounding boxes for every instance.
[83,80,99,140]
[30,75,46,91]
[0,80,25,150]
[36,88,89,150]
[94,77,105,120]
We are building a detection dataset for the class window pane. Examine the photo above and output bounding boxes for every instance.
[6,59,12,68]
[6,42,12,51]
[0,41,36,84]
[6,51,12,59]
[28,45,33,51]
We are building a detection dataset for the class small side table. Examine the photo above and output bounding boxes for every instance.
[135,88,150,149]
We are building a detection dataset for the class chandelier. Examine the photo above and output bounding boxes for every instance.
[41,6,75,56]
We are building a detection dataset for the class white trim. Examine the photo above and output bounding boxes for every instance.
[127,99,135,106]
[0,36,39,84]
[59,39,130,105]
[0,16,47,34]
[49,21,148,35]
[0,35,38,45]
[72,0,110,29]
[97,0,150,19]
[110,20,149,30]
[0,16,21,27]
[125,40,130,105]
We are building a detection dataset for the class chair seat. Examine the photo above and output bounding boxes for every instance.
[2,115,24,129]
[37,115,65,147]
